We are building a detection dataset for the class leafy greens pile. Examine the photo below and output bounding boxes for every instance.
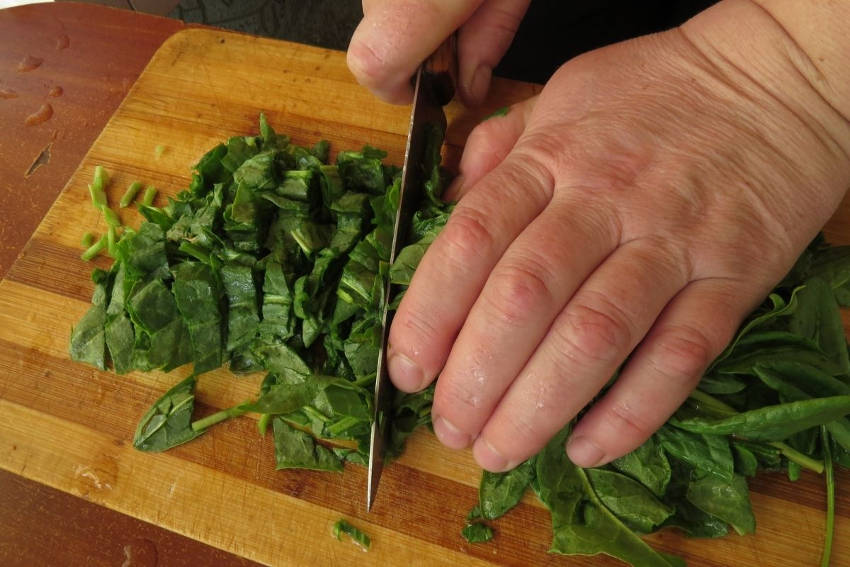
[70,114,850,566]
[70,114,447,470]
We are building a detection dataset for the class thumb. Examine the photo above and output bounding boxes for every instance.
[458,0,531,105]
[347,0,483,104]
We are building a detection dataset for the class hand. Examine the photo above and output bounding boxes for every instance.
[387,2,850,471]
[347,0,530,105]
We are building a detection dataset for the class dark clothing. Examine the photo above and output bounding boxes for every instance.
[170,0,719,84]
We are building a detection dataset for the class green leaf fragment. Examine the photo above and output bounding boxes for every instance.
[332,519,371,551]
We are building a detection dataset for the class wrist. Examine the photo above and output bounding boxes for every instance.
[680,0,850,171]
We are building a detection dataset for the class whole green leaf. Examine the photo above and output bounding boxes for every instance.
[610,435,671,497]
[656,425,734,481]
[534,427,679,566]
[673,396,850,441]
[686,473,755,535]
[586,468,674,534]
[788,277,850,376]
[133,375,203,451]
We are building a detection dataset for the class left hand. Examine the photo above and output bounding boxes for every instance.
[387,1,850,472]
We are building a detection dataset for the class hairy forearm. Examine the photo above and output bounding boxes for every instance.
[681,0,850,167]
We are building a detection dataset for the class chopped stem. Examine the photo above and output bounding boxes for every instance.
[80,232,95,247]
[141,185,158,207]
[80,235,107,261]
[258,413,271,436]
[101,204,121,228]
[119,181,144,207]
[820,426,834,567]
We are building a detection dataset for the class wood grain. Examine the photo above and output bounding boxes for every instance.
[0,27,848,566]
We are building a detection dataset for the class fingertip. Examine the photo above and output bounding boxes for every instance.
[433,415,472,449]
[461,64,492,106]
[387,350,427,392]
[565,435,606,468]
[347,36,414,104]
[472,437,515,472]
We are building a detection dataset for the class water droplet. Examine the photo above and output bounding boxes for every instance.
[56,34,70,50]
[121,538,158,567]
[48,86,63,97]
[0,88,18,99]
[17,55,43,72]
[24,103,53,126]
[73,455,118,498]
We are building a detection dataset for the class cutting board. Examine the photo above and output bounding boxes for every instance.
[0,28,847,567]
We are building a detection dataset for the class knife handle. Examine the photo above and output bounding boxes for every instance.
[423,34,457,106]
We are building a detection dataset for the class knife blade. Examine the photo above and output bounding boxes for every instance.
[367,38,456,511]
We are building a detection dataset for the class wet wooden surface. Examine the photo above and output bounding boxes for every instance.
[0,4,257,566]
[0,2,183,278]
[0,4,848,567]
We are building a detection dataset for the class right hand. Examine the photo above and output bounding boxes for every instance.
[347,0,530,105]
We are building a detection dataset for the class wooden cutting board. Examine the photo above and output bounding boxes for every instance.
[0,28,847,567]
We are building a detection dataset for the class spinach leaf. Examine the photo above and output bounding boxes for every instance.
[656,425,734,481]
[686,472,755,535]
[272,417,342,471]
[70,269,111,370]
[461,522,494,543]
[478,460,534,520]
[534,427,680,566]
[586,468,674,534]
[610,435,671,497]
[133,375,203,451]
[673,396,850,441]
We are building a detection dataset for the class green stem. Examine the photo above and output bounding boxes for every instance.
[119,181,144,208]
[141,185,158,207]
[769,441,824,474]
[258,413,271,436]
[820,426,835,567]
[191,402,250,432]
[80,235,107,261]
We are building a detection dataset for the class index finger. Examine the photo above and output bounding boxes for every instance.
[347,0,483,104]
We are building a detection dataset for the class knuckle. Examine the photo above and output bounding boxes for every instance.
[605,400,654,440]
[485,259,554,327]
[556,298,632,365]
[392,305,440,348]
[439,207,495,264]
[650,326,715,381]
[437,377,486,417]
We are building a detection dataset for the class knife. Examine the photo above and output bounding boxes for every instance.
[367,37,457,511]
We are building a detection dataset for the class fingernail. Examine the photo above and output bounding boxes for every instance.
[467,65,491,105]
[433,416,471,449]
[473,438,513,472]
[566,436,605,468]
[387,351,425,392]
